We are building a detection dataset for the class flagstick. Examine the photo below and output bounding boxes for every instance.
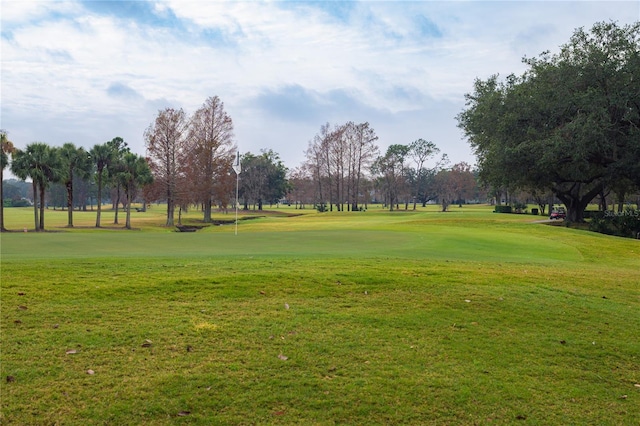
[235,170,239,235]
[232,151,241,236]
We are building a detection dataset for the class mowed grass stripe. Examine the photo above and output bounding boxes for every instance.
[2,227,582,264]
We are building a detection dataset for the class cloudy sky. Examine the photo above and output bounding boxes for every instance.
[2,1,639,172]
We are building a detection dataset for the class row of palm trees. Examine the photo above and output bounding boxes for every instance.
[1,131,152,232]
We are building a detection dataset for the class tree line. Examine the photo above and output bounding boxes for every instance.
[1,132,151,231]
[294,122,477,212]
[2,93,483,232]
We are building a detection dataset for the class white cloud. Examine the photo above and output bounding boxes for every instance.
[1,0,639,171]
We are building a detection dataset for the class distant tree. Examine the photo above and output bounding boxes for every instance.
[90,142,115,227]
[305,123,334,210]
[145,107,188,226]
[408,139,439,210]
[288,166,315,208]
[304,122,379,212]
[11,142,59,231]
[372,144,411,210]
[435,162,476,212]
[121,152,153,230]
[57,142,91,227]
[2,179,30,204]
[345,122,379,211]
[1,130,16,232]
[186,96,235,222]
[240,149,289,210]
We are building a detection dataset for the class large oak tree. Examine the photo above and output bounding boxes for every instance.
[458,22,640,222]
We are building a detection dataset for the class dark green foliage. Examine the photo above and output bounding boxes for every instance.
[458,22,640,223]
[512,201,528,213]
[494,205,512,213]
[589,208,640,238]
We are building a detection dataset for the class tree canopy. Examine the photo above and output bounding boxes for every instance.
[457,21,640,222]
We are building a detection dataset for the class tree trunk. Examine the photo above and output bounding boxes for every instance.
[125,190,132,229]
[66,180,74,227]
[203,199,212,223]
[556,183,602,223]
[39,183,46,231]
[0,167,5,231]
[166,191,174,226]
[95,172,103,227]
[32,182,39,231]
[114,185,120,224]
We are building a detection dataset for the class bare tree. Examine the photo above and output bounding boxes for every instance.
[145,108,188,226]
[436,162,476,211]
[186,96,235,223]
[305,121,379,212]
[305,123,334,210]
[345,122,379,211]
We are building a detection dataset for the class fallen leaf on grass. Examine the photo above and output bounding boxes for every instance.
[66,349,78,355]
[18,306,27,310]
[177,411,190,416]
[278,354,288,361]
[141,339,153,348]
[273,411,285,416]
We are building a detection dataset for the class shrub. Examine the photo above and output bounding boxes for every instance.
[494,205,512,214]
[589,208,640,238]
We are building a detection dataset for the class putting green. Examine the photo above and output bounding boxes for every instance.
[1,225,582,264]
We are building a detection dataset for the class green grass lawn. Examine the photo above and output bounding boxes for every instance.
[1,205,639,425]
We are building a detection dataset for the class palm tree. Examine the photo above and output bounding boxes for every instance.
[11,142,59,231]
[58,143,91,227]
[90,142,113,227]
[106,137,129,225]
[121,152,153,229]
[1,130,16,232]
